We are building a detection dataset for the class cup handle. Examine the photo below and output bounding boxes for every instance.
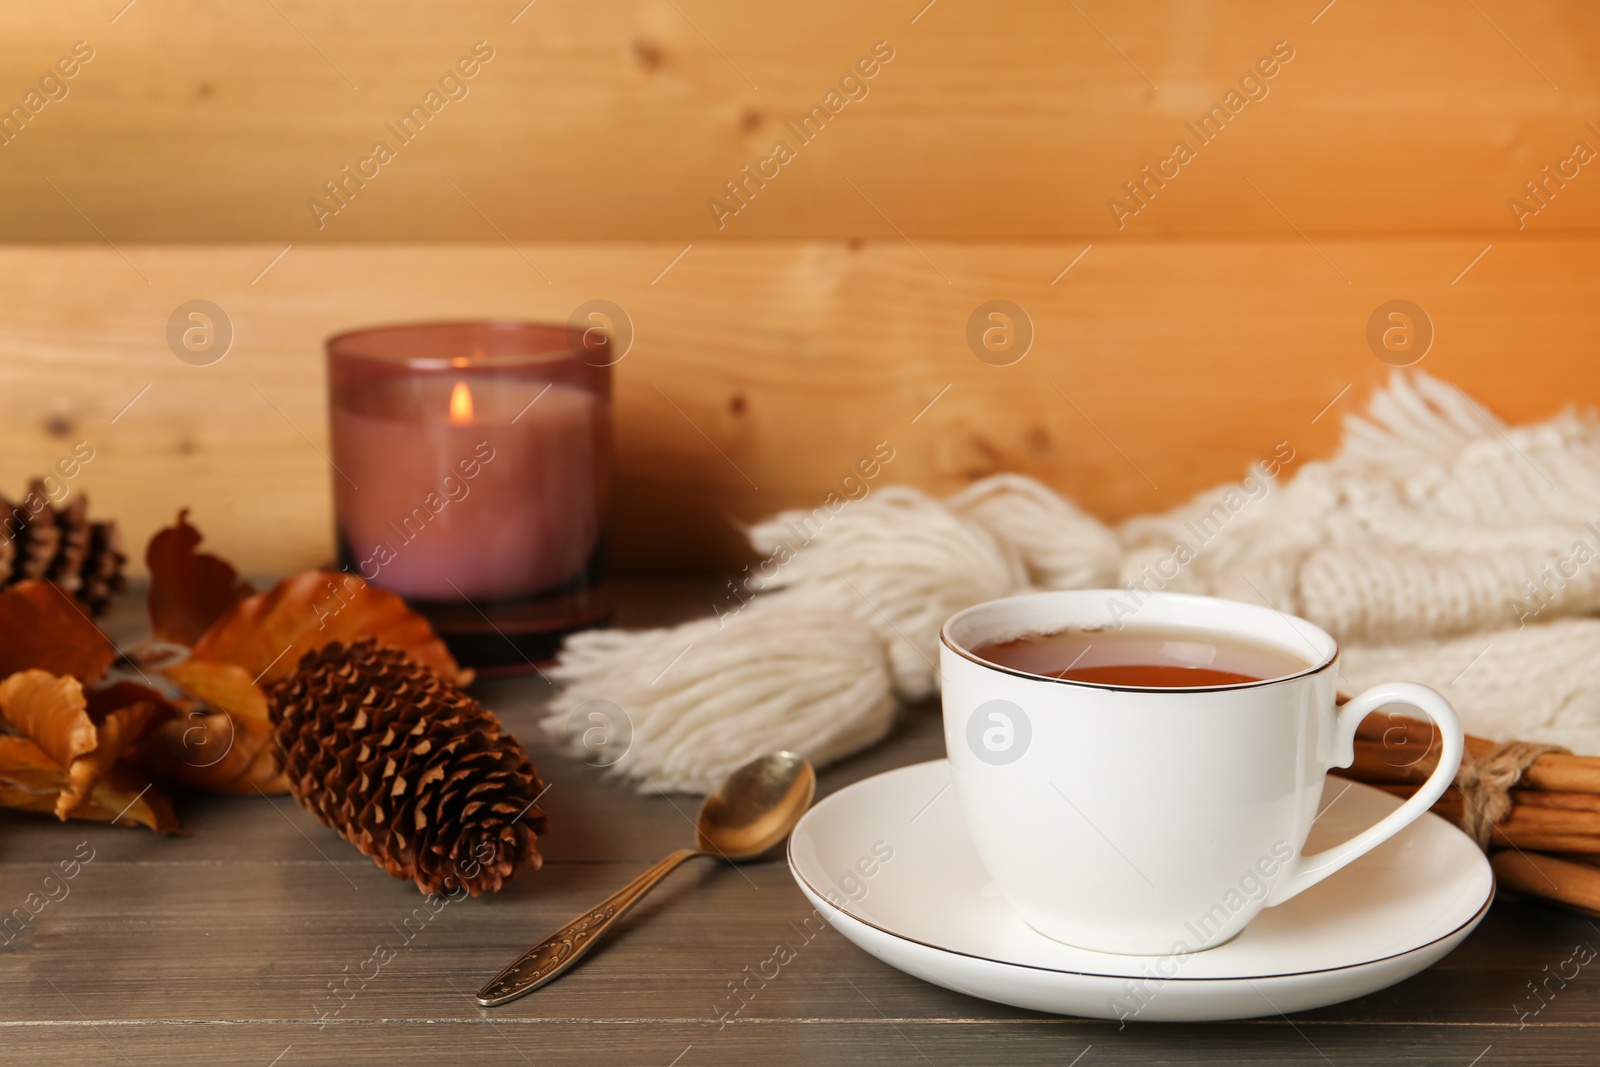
[1264,682,1464,907]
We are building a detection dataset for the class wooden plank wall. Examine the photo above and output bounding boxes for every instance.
[0,2,1597,574]
[4,1,1599,239]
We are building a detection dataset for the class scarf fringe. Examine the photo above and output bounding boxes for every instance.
[544,372,1600,792]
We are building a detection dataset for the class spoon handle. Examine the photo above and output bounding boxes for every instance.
[476,847,702,1006]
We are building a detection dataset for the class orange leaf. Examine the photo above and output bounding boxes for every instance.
[141,658,286,793]
[133,708,288,795]
[0,581,116,682]
[0,670,165,818]
[76,699,165,815]
[187,571,467,687]
[0,670,95,777]
[162,660,270,722]
[145,509,254,646]
[84,680,183,723]
[0,736,181,833]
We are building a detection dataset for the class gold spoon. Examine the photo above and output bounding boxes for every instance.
[476,750,817,1006]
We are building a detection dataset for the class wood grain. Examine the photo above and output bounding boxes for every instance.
[0,1,1598,240]
[0,581,1596,1066]
[4,1022,1592,1067]
[0,239,1595,575]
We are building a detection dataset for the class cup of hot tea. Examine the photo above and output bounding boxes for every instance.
[939,590,1464,956]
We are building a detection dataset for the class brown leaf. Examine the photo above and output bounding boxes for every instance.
[145,509,254,646]
[0,581,116,682]
[84,680,183,723]
[162,660,270,722]
[77,699,166,815]
[0,670,95,774]
[0,670,165,818]
[0,735,181,833]
[133,708,288,795]
[187,571,467,687]
[137,658,286,793]
[0,670,96,817]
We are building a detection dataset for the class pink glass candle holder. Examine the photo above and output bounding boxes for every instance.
[327,321,611,674]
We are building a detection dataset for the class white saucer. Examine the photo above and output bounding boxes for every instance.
[788,760,1492,1022]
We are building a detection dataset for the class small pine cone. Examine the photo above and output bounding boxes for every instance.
[79,521,127,613]
[46,494,91,594]
[269,639,548,896]
[0,483,124,614]
[0,516,13,579]
[10,482,60,582]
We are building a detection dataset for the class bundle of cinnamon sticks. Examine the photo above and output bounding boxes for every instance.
[1336,712,1600,918]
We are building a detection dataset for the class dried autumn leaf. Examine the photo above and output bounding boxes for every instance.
[145,509,254,646]
[77,698,165,815]
[0,580,115,682]
[187,571,467,687]
[136,658,287,793]
[163,660,270,723]
[0,670,165,818]
[0,735,180,833]
[84,680,183,723]
[0,669,95,779]
[134,707,288,795]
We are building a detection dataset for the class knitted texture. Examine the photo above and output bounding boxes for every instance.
[1340,619,1600,755]
[1118,375,1600,643]
[546,371,1600,792]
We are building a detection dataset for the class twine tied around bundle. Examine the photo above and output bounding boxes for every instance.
[1455,740,1570,850]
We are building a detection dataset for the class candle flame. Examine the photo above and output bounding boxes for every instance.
[448,380,474,424]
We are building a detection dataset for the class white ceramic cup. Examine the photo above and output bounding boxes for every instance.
[939,590,1464,956]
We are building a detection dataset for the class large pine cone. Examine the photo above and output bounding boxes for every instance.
[1,481,125,613]
[269,639,548,896]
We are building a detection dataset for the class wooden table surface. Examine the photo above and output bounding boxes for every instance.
[2,579,1597,1067]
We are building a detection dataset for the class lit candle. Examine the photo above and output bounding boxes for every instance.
[327,322,612,671]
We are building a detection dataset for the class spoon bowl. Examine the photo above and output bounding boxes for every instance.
[696,751,816,858]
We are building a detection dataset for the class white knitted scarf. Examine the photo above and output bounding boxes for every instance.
[545,372,1600,792]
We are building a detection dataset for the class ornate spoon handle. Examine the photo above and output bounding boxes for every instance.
[476,848,702,1006]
